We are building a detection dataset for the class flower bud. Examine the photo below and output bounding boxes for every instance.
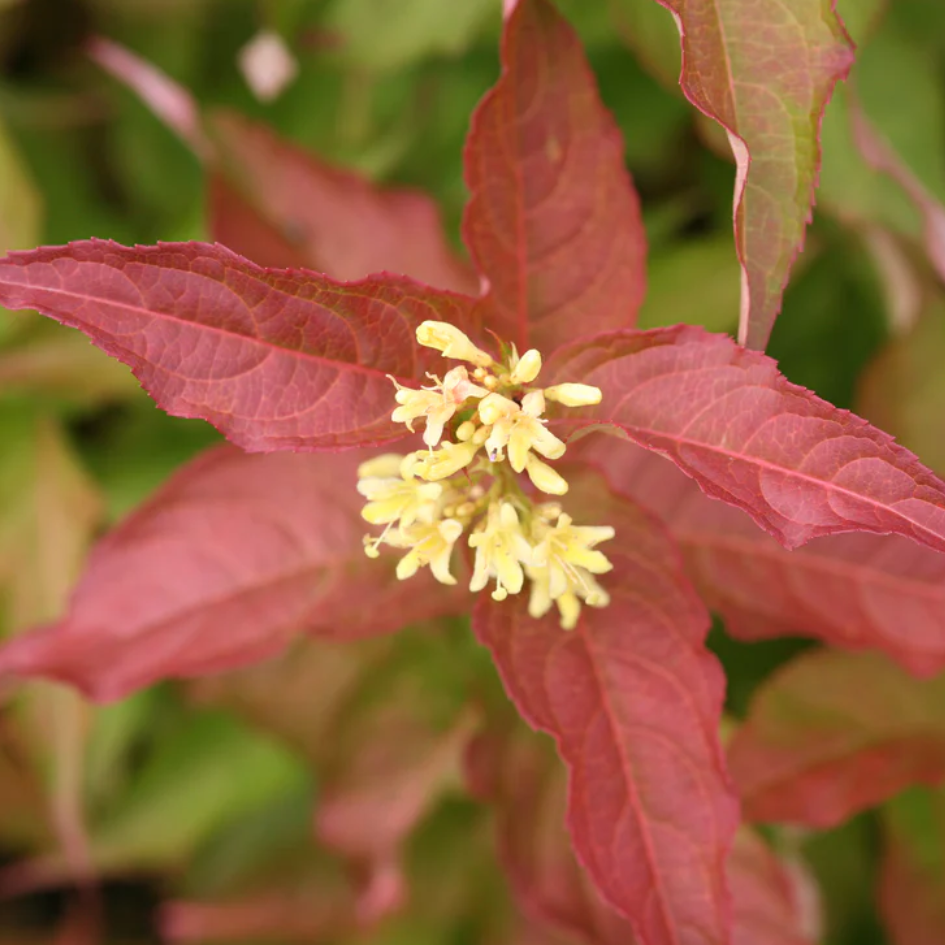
[416,321,494,367]
[509,348,542,385]
[414,441,481,481]
[543,383,602,407]
[525,454,569,495]
[357,454,404,479]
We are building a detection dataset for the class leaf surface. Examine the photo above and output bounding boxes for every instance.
[550,325,945,555]
[879,787,945,945]
[0,240,476,451]
[643,0,853,348]
[474,471,737,945]
[858,298,945,476]
[578,435,945,677]
[463,0,646,353]
[728,830,819,945]
[209,113,478,292]
[0,410,103,630]
[467,722,637,945]
[0,447,466,701]
[727,650,945,827]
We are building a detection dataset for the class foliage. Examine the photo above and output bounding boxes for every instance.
[0,0,944,943]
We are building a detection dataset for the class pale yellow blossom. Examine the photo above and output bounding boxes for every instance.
[468,502,533,601]
[416,321,494,367]
[543,383,602,407]
[508,348,542,385]
[413,440,482,481]
[524,453,569,495]
[388,518,464,585]
[527,514,615,629]
[480,390,565,471]
[391,366,488,447]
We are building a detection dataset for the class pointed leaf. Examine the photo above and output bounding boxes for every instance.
[858,299,945,475]
[879,787,945,945]
[578,436,945,677]
[0,318,139,407]
[463,0,646,353]
[190,635,399,765]
[468,722,637,945]
[0,447,466,701]
[550,325,945,555]
[0,240,476,451]
[473,471,737,945]
[209,112,478,292]
[640,0,852,348]
[0,410,103,630]
[728,650,945,827]
[729,831,819,945]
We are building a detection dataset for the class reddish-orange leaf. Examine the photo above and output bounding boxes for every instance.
[209,112,478,292]
[0,447,466,701]
[646,0,853,348]
[578,436,945,677]
[728,650,945,827]
[474,472,737,945]
[0,241,477,451]
[463,0,646,353]
[550,326,945,556]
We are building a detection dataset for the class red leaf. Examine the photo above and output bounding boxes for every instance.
[550,325,945,555]
[0,240,477,451]
[578,436,945,677]
[0,447,466,701]
[647,0,853,349]
[463,0,646,353]
[209,112,478,292]
[207,176,313,272]
[473,473,737,945]
[727,650,945,827]
[728,831,819,945]
[468,722,637,945]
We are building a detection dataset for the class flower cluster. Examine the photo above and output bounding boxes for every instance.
[358,321,615,630]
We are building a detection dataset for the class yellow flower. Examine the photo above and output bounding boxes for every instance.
[527,513,615,629]
[391,366,488,447]
[388,518,464,585]
[480,390,565,471]
[357,453,443,530]
[468,501,533,601]
[413,440,482,481]
[416,321,494,368]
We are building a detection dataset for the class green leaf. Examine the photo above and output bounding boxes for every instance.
[321,0,495,72]
[91,711,308,872]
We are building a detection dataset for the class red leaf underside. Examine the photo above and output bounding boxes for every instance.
[650,0,853,349]
[0,447,467,701]
[549,326,945,557]
[577,435,945,677]
[728,650,945,827]
[209,111,478,293]
[0,240,478,451]
[463,0,646,354]
[474,471,737,945]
